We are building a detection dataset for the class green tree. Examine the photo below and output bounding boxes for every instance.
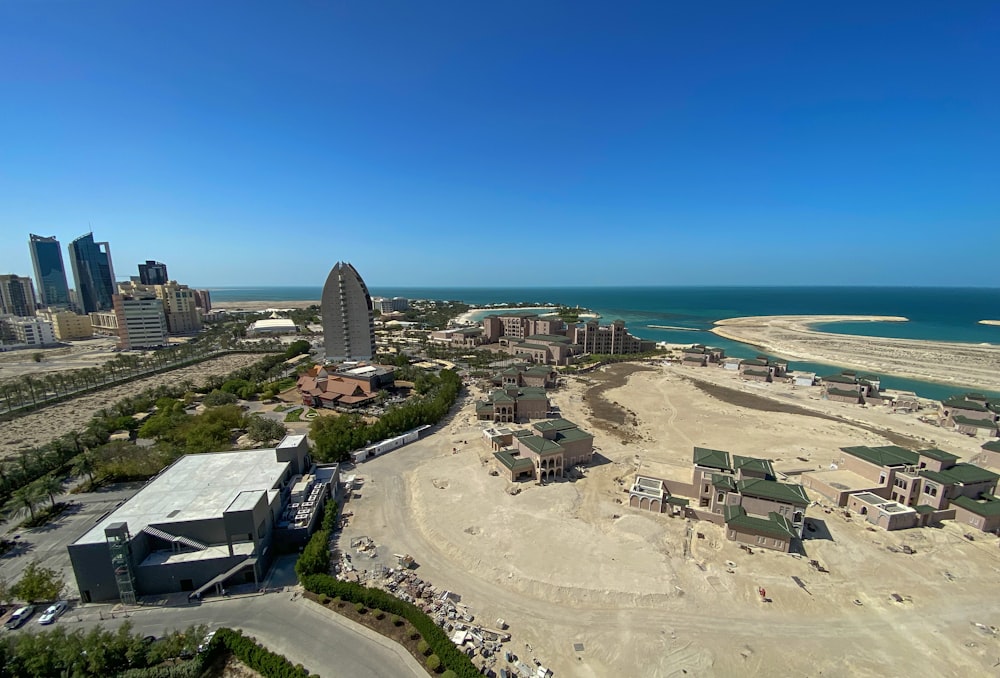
[203,389,238,406]
[36,475,63,508]
[72,450,97,484]
[4,484,44,523]
[10,561,65,603]
[247,415,287,443]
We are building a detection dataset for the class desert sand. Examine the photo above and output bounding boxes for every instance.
[0,353,266,457]
[712,315,1000,393]
[337,363,1000,678]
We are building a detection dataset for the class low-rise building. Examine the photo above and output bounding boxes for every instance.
[738,356,787,382]
[939,394,1000,437]
[821,371,882,404]
[67,435,331,603]
[491,419,594,482]
[1,316,56,346]
[372,296,408,313]
[683,447,808,552]
[430,327,484,346]
[39,309,93,340]
[681,344,725,367]
[297,363,395,409]
[491,364,559,389]
[475,386,549,423]
[248,317,299,336]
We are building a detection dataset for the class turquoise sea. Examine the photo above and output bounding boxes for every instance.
[207,286,1000,400]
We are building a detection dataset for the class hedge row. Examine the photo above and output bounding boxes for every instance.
[211,628,318,678]
[301,574,479,678]
[117,661,206,678]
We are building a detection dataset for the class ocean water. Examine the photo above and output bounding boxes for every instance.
[208,286,1000,400]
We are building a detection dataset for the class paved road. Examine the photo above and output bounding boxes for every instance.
[30,593,424,678]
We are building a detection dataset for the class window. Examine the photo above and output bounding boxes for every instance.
[718,493,725,502]
[757,536,766,545]
[704,485,710,493]
[879,473,887,485]
[923,485,938,497]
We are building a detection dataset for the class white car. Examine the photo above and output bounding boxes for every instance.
[38,601,68,625]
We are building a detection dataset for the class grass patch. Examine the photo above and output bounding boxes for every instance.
[273,404,291,413]
[283,407,317,422]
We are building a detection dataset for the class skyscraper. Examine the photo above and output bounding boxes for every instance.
[138,260,169,285]
[28,234,70,308]
[321,262,376,362]
[68,233,116,314]
[0,274,37,317]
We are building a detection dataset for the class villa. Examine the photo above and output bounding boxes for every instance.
[628,447,809,552]
[491,364,559,389]
[802,445,999,532]
[681,344,725,367]
[475,386,550,423]
[738,356,787,382]
[821,371,882,405]
[488,419,595,482]
[296,363,395,410]
[939,393,1000,438]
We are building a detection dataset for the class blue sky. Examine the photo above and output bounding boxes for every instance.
[1,1,997,287]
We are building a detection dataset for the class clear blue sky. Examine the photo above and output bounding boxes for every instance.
[1,1,997,287]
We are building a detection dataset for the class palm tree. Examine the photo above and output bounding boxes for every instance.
[37,476,64,509]
[72,451,97,485]
[4,485,44,523]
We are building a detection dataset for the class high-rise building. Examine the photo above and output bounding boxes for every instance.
[321,262,376,362]
[68,233,116,314]
[28,234,71,308]
[192,289,212,312]
[118,280,202,335]
[0,274,37,317]
[138,260,169,285]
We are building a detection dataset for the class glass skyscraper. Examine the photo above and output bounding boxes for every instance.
[28,234,71,308]
[68,232,116,314]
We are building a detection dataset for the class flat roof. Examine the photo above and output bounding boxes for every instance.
[74,448,288,545]
[249,318,296,329]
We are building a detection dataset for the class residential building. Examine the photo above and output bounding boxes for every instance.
[429,327,484,346]
[500,333,581,366]
[491,419,595,482]
[68,232,116,314]
[939,394,999,437]
[738,356,787,382]
[92,292,168,349]
[681,344,726,367]
[137,260,169,285]
[118,281,202,335]
[67,435,333,603]
[802,444,1000,531]
[321,262,376,362]
[628,476,689,516]
[675,447,809,552]
[491,364,559,389]
[38,309,93,341]
[475,386,549,423]
[28,234,71,308]
[821,371,882,404]
[371,296,408,313]
[1,316,56,347]
[482,314,566,343]
[297,363,395,410]
[572,319,654,355]
[0,274,36,317]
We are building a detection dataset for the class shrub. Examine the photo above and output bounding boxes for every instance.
[392,615,404,627]
[426,654,440,671]
[319,595,330,605]
[442,671,458,678]
[354,602,366,614]
[417,639,430,656]
[374,610,385,620]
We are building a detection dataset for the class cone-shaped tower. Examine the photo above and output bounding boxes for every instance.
[321,262,376,362]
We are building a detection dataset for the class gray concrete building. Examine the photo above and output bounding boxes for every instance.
[67,435,336,603]
[321,261,376,362]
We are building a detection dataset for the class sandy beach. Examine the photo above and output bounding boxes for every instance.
[712,315,1000,393]
[454,305,600,325]
[212,300,320,312]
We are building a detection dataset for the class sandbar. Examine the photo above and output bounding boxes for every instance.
[454,306,599,325]
[712,314,1000,393]
[211,300,319,312]
[980,320,1000,326]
